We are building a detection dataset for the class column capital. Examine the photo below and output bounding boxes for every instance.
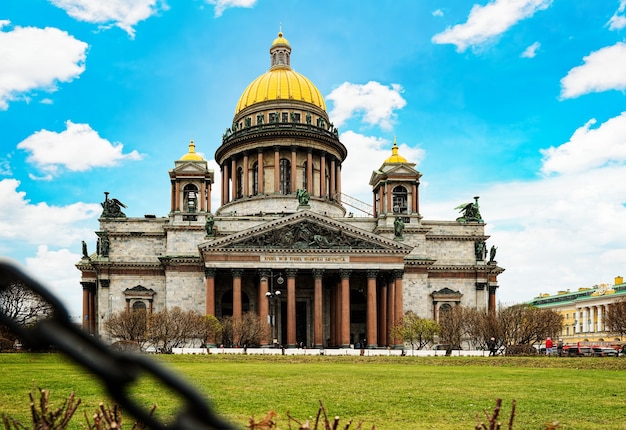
[366,269,379,279]
[258,268,271,279]
[392,269,404,280]
[312,268,325,279]
[285,268,298,278]
[231,268,243,278]
[340,269,352,279]
[204,267,216,278]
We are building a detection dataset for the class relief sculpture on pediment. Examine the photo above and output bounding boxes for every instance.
[229,221,385,250]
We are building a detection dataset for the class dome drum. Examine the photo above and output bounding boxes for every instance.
[216,194,346,218]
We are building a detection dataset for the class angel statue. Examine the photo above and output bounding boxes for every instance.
[455,196,483,223]
[101,192,127,218]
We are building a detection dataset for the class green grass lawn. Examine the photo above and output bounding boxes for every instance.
[1,353,625,429]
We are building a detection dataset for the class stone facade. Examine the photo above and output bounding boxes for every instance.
[77,31,504,348]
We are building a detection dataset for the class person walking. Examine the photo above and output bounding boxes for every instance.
[545,337,554,355]
[487,337,497,356]
[557,338,564,357]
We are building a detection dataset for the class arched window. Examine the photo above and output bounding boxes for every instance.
[392,185,408,214]
[132,301,147,311]
[279,158,291,195]
[438,303,452,323]
[252,161,259,195]
[236,167,243,199]
[278,52,284,64]
[183,184,198,212]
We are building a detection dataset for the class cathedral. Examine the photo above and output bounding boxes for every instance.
[77,31,504,348]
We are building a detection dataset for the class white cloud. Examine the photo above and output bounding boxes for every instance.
[521,41,540,58]
[0,159,11,176]
[540,112,626,175]
[339,131,425,206]
[560,42,626,99]
[431,0,552,52]
[421,163,626,306]
[608,0,626,30]
[0,179,98,318]
[486,165,626,305]
[17,120,143,177]
[432,9,444,17]
[0,21,87,110]
[0,179,101,248]
[49,0,167,38]
[327,82,406,130]
[205,0,257,17]
[25,246,84,319]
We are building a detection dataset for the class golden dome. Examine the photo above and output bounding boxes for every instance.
[235,68,326,113]
[234,31,326,114]
[384,137,407,163]
[180,140,204,161]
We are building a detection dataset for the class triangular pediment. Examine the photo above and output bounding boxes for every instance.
[370,164,421,185]
[170,161,209,175]
[200,211,413,253]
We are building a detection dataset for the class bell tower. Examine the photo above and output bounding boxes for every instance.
[169,140,214,216]
[369,138,422,220]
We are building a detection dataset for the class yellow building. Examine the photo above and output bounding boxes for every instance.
[530,276,626,344]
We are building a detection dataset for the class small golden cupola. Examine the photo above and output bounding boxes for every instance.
[180,140,204,161]
[384,137,407,163]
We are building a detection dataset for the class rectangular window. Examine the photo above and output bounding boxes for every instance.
[282,112,288,123]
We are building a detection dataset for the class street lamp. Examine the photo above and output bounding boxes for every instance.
[265,271,284,347]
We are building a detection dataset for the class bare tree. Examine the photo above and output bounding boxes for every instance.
[438,305,469,352]
[605,298,626,337]
[218,313,268,348]
[390,311,439,353]
[103,310,148,349]
[498,304,562,346]
[147,307,205,353]
[464,307,501,350]
[199,314,223,347]
[0,281,53,346]
[231,312,269,348]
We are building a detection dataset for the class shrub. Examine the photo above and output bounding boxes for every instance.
[505,344,538,356]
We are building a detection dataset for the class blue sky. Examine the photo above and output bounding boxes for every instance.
[2,0,626,318]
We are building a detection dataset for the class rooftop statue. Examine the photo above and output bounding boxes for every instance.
[394,216,405,239]
[296,188,310,206]
[205,214,215,236]
[489,245,497,263]
[101,192,127,218]
[455,196,483,223]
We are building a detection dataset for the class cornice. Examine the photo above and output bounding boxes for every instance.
[426,234,490,241]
